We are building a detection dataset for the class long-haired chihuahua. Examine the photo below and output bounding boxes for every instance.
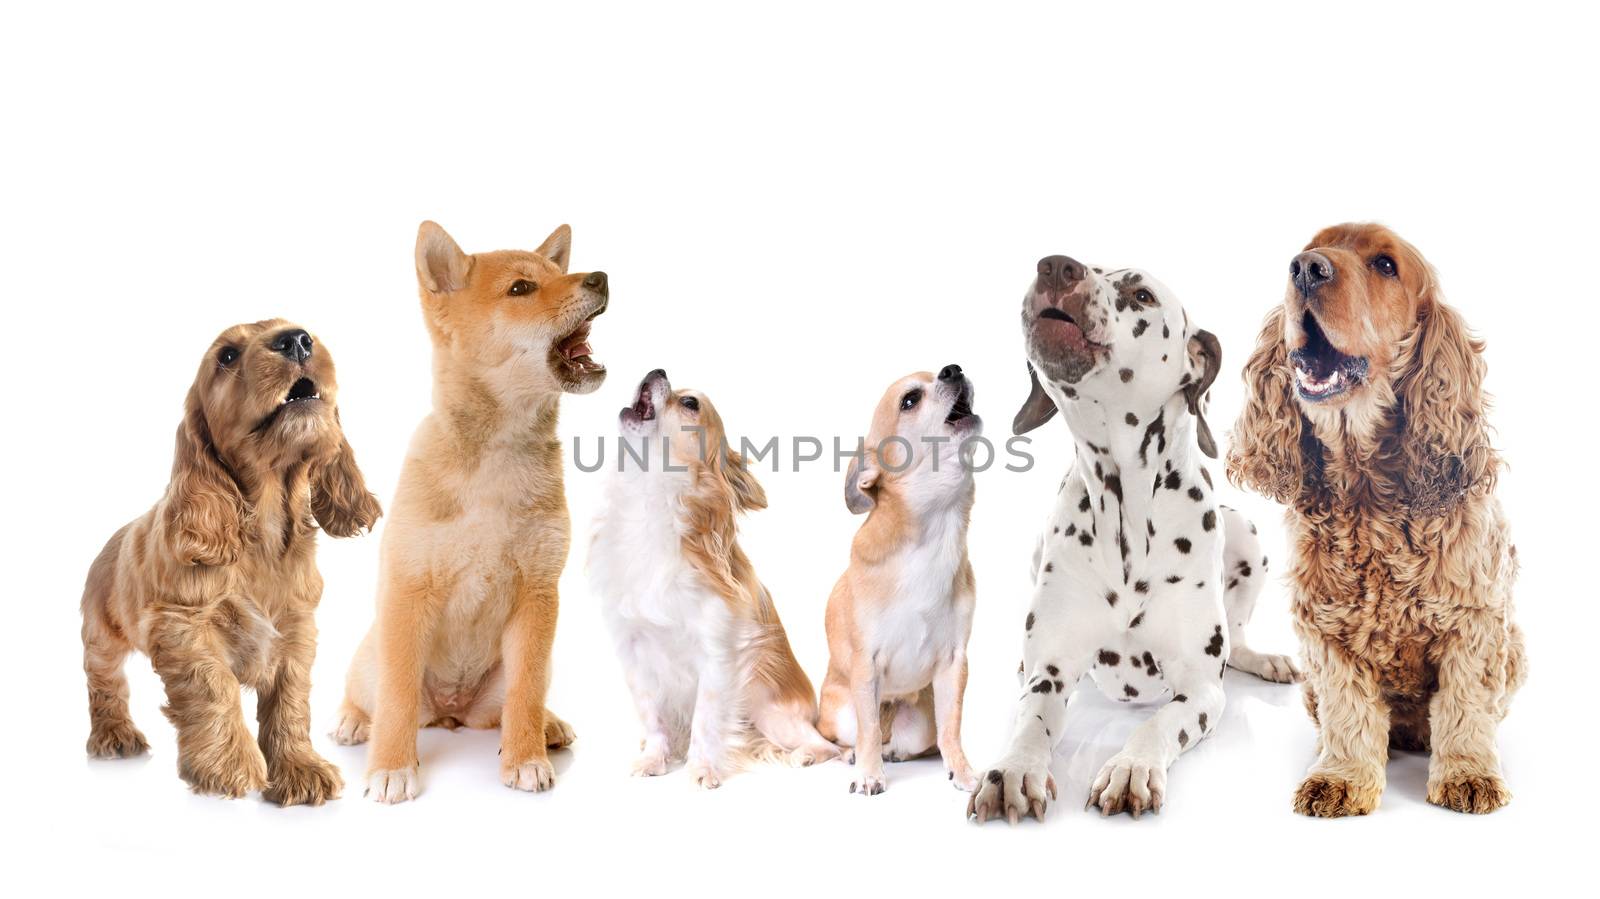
[588,369,838,788]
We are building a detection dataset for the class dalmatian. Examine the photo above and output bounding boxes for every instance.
[967,255,1299,824]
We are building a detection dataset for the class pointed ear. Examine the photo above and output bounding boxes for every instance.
[1183,329,1223,458]
[165,387,247,566]
[1012,363,1059,435]
[844,454,879,515]
[535,224,572,273]
[416,221,471,293]
[721,451,768,512]
[312,423,383,537]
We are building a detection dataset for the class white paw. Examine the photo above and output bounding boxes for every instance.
[1229,648,1303,684]
[1088,752,1165,817]
[687,761,724,790]
[365,767,419,804]
[501,757,556,792]
[631,752,670,777]
[849,770,887,796]
[330,712,370,746]
[947,763,979,792]
[967,759,1053,824]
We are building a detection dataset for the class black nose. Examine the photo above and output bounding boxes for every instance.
[646,368,666,381]
[1036,255,1087,293]
[583,271,608,294]
[1290,251,1334,296]
[271,329,313,363]
[938,364,963,382]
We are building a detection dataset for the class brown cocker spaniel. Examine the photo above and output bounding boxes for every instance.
[1227,223,1524,817]
[80,319,380,804]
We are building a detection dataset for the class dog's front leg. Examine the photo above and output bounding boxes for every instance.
[257,608,343,806]
[1425,610,1513,813]
[685,642,737,790]
[149,605,269,798]
[931,652,977,791]
[365,574,443,803]
[625,669,676,777]
[847,652,887,796]
[1293,638,1390,817]
[1088,664,1224,818]
[499,578,562,793]
[968,598,1087,823]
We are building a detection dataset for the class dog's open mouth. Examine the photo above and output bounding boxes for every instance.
[1033,307,1105,354]
[1289,311,1368,402]
[630,381,656,422]
[555,321,604,377]
[945,394,974,425]
[284,377,321,405]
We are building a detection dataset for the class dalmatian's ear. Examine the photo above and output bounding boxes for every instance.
[1012,362,1059,435]
[844,451,878,514]
[1184,329,1223,458]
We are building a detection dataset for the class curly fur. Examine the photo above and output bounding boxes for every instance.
[80,319,379,805]
[1226,223,1525,816]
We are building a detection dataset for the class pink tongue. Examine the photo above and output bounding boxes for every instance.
[566,341,593,359]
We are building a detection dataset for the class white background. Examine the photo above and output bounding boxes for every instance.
[5,2,1594,895]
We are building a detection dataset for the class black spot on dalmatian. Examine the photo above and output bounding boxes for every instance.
[1129,612,1145,628]
[1064,523,1076,537]
[1079,494,1091,512]
[1204,625,1224,657]
[1047,664,1059,676]
[1106,590,1119,607]
[1201,468,1213,488]
[988,770,1002,785]
[1188,486,1204,502]
[1030,678,1055,694]
[1118,531,1130,561]
[1105,474,1123,503]
[1123,684,1139,698]
[1162,323,1170,338]
[1079,532,1094,546]
[1178,729,1189,748]
[1147,520,1155,537]
[1086,441,1104,455]
[1062,386,1077,399]
[1202,510,1216,531]
[1134,580,1149,594]
[1165,575,1182,584]
[1026,612,1035,631]
[1133,318,1149,338]
[1237,561,1253,577]
[1174,537,1192,553]
[1199,712,1209,731]
[1164,471,1182,491]
[1143,652,1159,676]
[1097,650,1121,666]
[1173,693,1188,702]
[1045,562,1054,573]
[1125,412,1139,426]
[1262,555,1268,566]
[1227,578,1239,590]
[1094,461,1103,481]
[1138,411,1167,466]
[1195,580,1206,588]
[1119,368,1134,383]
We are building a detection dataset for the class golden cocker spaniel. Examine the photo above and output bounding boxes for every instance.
[1227,223,1525,816]
[80,319,380,804]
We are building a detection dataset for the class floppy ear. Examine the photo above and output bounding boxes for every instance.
[312,424,383,537]
[1394,297,1495,517]
[1183,328,1223,458]
[1225,307,1317,504]
[844,451,879,515]
[165,386,247,566]
[1012,363,1059,435]
[719,451,768,513]
[416,221,471,292]
[535,224,572,273]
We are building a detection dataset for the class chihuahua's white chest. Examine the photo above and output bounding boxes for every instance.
[870,509,974,696]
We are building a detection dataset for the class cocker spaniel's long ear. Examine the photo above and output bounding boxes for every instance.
[312,423,382,537]
[165,386,247,566]
[1183,329,1223,458]
[1226,307,1315,504]
[1394,295,1495,517]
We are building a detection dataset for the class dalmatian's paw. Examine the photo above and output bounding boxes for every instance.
[967,761,1055,824]
[1228,647,1303,683]
[1088,752,1166,818]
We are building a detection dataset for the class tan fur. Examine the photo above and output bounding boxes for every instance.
[335,221,606,802]
[1227,223,1525,816]
[818,371,980,795]
[81,320,380,805]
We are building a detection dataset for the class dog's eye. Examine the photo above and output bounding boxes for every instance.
[1372,255,1398,278]
[1135,288,1154,304]
[900,388,922,411]
[217,346,239,366]
[508,279,537,296]
[680,396,700,412]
